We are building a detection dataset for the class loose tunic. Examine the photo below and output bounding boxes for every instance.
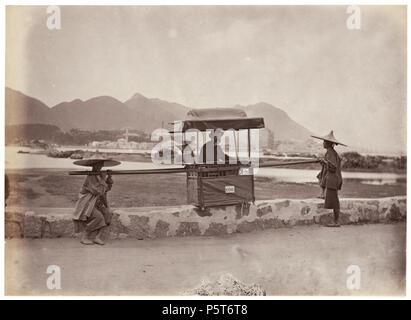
[73,174,113,232]
[318,148,342,209]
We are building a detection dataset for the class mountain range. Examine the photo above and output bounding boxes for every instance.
[5,87,312,141]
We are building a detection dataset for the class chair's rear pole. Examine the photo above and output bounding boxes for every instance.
[68,168,187,175]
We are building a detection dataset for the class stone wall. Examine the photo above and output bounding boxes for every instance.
[5,196,406,239]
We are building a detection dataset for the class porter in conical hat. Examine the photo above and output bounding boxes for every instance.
[72,152,119,246]
[311,130,347,147]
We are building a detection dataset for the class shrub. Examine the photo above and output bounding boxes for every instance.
[341,152,383,169]
[394,156,407,170]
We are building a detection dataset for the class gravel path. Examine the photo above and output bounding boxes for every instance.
[5,222,406,296]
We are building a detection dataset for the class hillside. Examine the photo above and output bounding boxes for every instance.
[51,96,132,130]
[237,102,312,141]
[5,87,56,125]
[5,87,312,142]
[124,93,188,132]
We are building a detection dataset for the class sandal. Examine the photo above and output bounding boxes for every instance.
[93,238,105,245]
[80,238,94,245]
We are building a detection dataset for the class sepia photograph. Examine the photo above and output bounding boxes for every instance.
[3,3,407,298]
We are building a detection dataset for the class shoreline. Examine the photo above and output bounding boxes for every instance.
[6,149,407,175]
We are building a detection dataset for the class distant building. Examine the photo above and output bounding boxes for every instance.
[89,139,155,150]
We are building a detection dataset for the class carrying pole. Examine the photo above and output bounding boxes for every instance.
[68,167,187,176]
[68,160,321,175]
[258,159,320,168]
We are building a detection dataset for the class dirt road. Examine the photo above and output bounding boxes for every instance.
[5,222,406,296]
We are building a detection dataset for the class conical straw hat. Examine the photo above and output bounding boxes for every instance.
[73,153,121,167]
[311,130,347,146]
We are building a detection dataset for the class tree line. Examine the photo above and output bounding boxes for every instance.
[5,124,151,146]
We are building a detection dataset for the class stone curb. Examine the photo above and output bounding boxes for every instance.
[5,196,406,239]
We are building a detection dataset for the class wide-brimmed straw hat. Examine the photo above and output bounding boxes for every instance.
[73,154,121,167]
[311,130,347,147]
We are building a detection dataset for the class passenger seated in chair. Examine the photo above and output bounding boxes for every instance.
[198,130,231,165]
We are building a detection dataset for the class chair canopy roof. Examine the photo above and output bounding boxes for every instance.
[174,108,265,132]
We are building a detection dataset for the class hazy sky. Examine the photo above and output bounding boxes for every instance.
[6,6,406,153]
